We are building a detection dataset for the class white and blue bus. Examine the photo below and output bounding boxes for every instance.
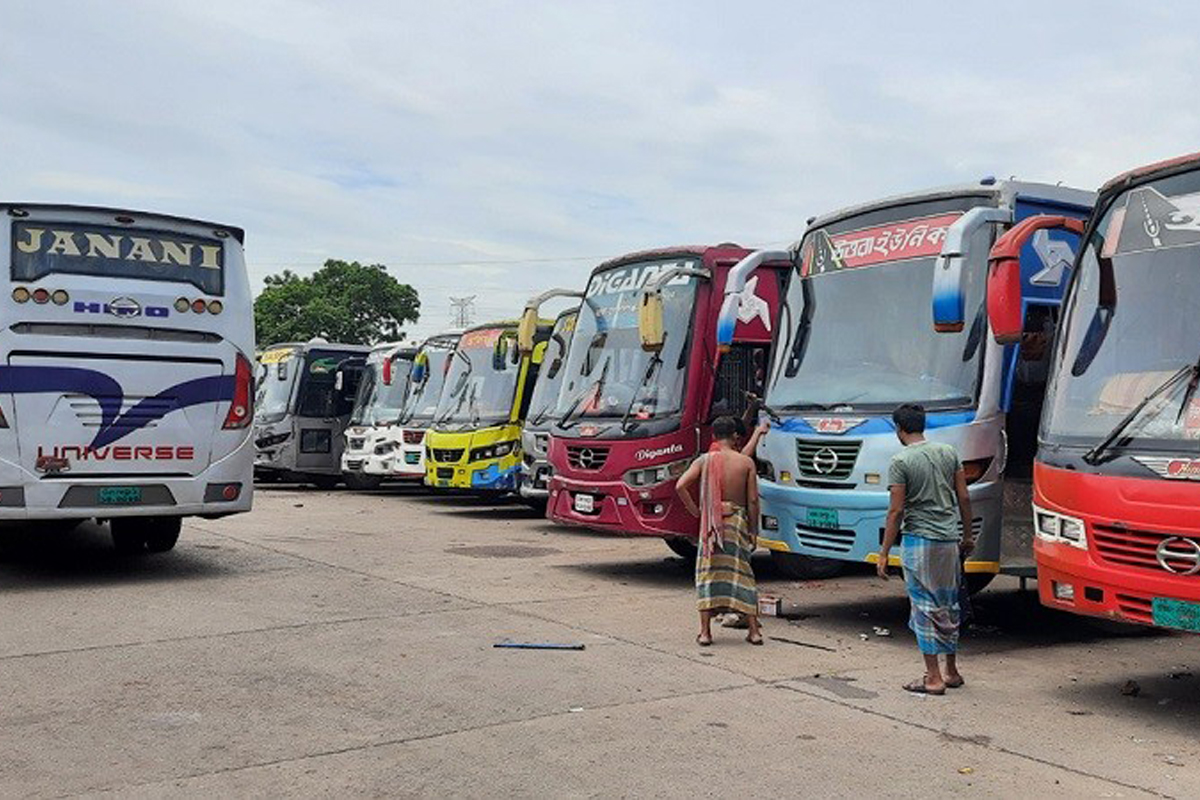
[0,203,255,552]
[718,181,1093,587]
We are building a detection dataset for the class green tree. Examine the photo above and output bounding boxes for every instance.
[254,260,420,346]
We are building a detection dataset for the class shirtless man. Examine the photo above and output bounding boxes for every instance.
[676,416,762,646]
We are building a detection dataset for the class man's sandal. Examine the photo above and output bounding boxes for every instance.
[746,633,764,646]
[945,677,965,689]
[903,679,945,695]
[696,634,713,647]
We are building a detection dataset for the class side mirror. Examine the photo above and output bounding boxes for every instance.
[411,352,428,384]
[546,357,563,380]
[639,290,665,352]
[334,371,345,391]
[493,337,510,371]
[382,357,394,385]
[987,215,1086,344]
[517,309,538,355]
[532,340,548,365]
[276,361,288,381]
[933,208,1010,333]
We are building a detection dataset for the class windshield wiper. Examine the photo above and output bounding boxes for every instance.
[559,360,610,429]
[467,384,481,427]
[620,339,666,433]
[1083,363,1197,465]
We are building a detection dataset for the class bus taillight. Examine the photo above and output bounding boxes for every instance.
[223,353,253,429]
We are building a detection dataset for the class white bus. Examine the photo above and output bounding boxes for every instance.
[341,341,416,489]
[1,203,255,553]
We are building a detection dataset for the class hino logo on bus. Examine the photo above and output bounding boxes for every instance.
[1132,456,1200,480]
[804,417,866,435]
[73,299,169,318]
[811,447,840,474]
[1155,537,1200,575]
[635,443,684,462]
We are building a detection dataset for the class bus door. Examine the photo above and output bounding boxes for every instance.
[293,351,363,473]
[708,344,770,427]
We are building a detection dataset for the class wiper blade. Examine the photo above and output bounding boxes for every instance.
[1083,364,1196,465]
[560,360,609,429]
[621,343,665,433]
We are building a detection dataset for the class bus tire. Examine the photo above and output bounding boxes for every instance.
[143,517,182,553]
[344,474,382,491]
[963,572,996,595]
[768,549,843,580]
[665,536,698,560]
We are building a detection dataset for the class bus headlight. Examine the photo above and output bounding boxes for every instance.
[1033,504,1087,550]
[470,441,518,461]
[375,441,398,456]
[623,458,691,488]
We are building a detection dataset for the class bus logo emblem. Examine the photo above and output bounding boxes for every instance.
[1156,537,1200,575]
[106,297,141,317]
[812,447,839,474]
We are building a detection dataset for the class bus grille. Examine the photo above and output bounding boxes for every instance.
[1115,593,1154,625]
[566,445,609,471]
[431,448,464,463]
[797,525,856,553]
[794,439,861,481]
[1092,524,1200,575]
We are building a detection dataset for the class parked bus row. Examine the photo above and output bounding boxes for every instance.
[252,152,1200,637]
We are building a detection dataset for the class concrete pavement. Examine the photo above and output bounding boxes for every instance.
[0,487,1196,797]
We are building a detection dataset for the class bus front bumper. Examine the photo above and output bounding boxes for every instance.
[426,455,521,492]
[547,475,692,538]
[758,479,1001,573]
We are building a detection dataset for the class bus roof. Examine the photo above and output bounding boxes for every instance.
[260,341,372,354]
[802,180,1096,239]
[592,244,749,274]
[1098,151,1200,199]
[1,202,245,244]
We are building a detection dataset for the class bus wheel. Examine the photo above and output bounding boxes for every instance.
[312,476,341,490]
[665,537,698,560]
[344,474,382,491]
[110,520,147,555]
[143,517,182,553]
[963,572,996,595]
[768,550,843,580]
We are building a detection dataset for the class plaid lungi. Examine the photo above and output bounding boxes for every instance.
[901,534,961,655]
[696,507,757,615]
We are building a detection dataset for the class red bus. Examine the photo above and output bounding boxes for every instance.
[545,245,790,556]
[987,152,1200,632]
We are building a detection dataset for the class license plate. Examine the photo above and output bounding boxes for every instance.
[1152,597,1200,632]
[806,506,839,530]
[405,453,421,465]
[98,486,142,505]
[574,493,595,513]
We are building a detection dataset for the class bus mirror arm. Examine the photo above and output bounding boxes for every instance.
[986,215,1087,344]
[638,267,711,352]
[933,208,1011,333]
[716,250,790,350]
[519,288,584,354]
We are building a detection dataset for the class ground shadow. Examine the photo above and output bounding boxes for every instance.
[1061,666,1200,741]
[434,504,549,521]
[0,521,234,591]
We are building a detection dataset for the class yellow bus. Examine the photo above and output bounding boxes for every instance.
[424,319,551,493]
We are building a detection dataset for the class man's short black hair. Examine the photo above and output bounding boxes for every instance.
[892,403,926,434]
[712,416,739,441]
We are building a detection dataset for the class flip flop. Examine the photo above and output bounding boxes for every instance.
[746,633,764,646]
[696,634,713,647]
[945,677,965,689]
[903,679,945,696]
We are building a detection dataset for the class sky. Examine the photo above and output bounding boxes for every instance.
[2,1,1198,341]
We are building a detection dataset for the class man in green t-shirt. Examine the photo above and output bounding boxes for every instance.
[877,403,975,696]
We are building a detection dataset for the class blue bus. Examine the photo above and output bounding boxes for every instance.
[718,180,1094,587]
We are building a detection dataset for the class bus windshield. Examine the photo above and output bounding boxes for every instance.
[527,313,577,427]
[553,259,698,426]
[400,349,452,425]
[1044,173,1200,448]
[256,348,300,424]
[434,328,521,427]
[768,200,991,411]
[350,356,412,426]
